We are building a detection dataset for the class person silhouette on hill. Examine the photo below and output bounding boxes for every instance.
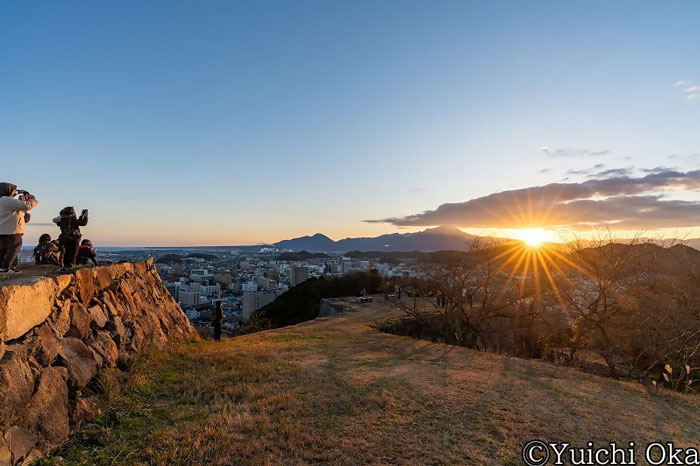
[53,206,88,268]
[213,300,223,341]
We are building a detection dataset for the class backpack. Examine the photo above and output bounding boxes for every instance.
[34,242,61,265]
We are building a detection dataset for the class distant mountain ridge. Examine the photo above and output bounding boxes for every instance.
[275,226,485,252]
[274,227,700,253]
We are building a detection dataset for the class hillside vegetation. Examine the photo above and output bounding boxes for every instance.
[46,299,700,465]
[244,271,382,330]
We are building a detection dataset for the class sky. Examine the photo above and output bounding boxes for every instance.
[1,0,699,246]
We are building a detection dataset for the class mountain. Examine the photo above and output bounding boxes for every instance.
[275,233,336,251]
[274,226,484,252]
[274,229,700,254]
[686,238,700,251]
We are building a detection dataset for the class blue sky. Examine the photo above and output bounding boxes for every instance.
[1,1,699,245]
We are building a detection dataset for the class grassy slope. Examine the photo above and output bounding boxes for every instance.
[45,299,700,465]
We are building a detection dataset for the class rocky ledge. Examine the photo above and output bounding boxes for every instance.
[0,260,194,465]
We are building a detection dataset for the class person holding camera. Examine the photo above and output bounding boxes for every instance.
[0,182,38,274]
[53,206,88,268]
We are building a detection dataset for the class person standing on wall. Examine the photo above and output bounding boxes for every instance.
[53,206,88,268]
[0,182,38,274]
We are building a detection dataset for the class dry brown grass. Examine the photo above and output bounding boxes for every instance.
[45,298,700,465]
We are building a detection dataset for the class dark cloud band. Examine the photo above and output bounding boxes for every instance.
[368,170,700,230]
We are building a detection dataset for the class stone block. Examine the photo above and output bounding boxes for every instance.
[106,317,127,347]
[23,367,69,444]
[90,331,118,367]
[3,427,37,464]
[74,269,95,306]
[49,300,72,337]
[95,267,112,291]
[58,338,98,389]
[88,305,108,329]
[0,275,71,342]
[0,350,34,427]
[67,303,91,339]
[31,324,60,366]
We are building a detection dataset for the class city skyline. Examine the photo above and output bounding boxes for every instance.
[2,1,699,246]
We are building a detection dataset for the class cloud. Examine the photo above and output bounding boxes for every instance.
[674,80,699,101]
[640,166,676,173]
[565,164,635,178]
[367,169,700,230]
[540,146,610,157]
[596,168,634,177]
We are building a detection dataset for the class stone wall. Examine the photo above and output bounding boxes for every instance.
[318,298,357,317]
[0,260,193,465]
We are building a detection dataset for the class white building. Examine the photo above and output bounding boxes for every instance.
[200,284,221,298]
[242,281,258,292]
[179,290,200,307]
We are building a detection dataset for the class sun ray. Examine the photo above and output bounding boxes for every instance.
[535,248,566,311]
[519,249,533,295]
[496,245,531,299]
[531,247,542,300]
[543,246,593,279]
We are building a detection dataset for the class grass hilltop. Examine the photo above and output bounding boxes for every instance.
[48,298,700,465]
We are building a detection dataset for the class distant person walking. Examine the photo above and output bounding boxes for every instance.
[213,300,223,341]
[53,206,88,268]
[0,182,38,274]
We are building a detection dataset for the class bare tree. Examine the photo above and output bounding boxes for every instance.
[394,238,543,352]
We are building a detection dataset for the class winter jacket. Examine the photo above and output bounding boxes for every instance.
[53,211,88,242]
[76,245,98,266]
[34,241,61,265]
[0,183,38,235]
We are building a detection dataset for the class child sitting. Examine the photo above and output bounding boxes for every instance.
[76,239,98,266]
[34,234,62,265]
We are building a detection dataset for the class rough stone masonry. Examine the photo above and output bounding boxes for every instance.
[0,260,194,465]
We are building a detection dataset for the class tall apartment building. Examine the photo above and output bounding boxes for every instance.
[179,290,200,307]
[290,266,309,287]
[241,291,278,322]
[341,258,354,274]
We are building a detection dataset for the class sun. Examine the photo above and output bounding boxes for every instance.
[513,228,552,247]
